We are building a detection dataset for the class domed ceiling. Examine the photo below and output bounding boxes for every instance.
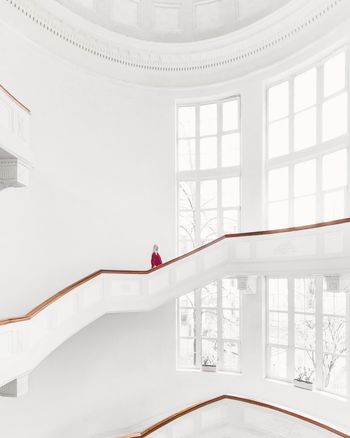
[1,0,349,87]
[54,0,292,42]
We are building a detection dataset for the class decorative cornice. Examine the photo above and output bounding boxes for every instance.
[1,0,349,83]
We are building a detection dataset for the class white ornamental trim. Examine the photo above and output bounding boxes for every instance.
[3,0,346,72]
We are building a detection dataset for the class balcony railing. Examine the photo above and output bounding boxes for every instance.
[0,83,31,189]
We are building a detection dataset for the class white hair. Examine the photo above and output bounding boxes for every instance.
[153,244,159,252]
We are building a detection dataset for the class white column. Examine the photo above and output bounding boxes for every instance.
[241,278,264,389]
[240,80,265,232]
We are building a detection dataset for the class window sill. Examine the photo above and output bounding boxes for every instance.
[265,377,348,402]
[176,367,242,376]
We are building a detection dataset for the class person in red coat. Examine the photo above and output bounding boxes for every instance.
[151,244,163,268]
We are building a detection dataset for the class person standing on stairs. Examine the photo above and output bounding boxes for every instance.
[151,244,163,268]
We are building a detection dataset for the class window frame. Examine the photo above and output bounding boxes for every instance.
[176,96,242,255]
[265,47,350,229]
[176,278,242,373]
[266,275,349,398]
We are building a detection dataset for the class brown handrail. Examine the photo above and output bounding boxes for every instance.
[0,84,31,114]
[0,217,350,327]
[117,394,350,438]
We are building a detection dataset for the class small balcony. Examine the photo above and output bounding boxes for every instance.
[0,84,32,190]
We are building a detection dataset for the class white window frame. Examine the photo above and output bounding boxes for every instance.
[266,275,349,398]
[265,47,350,228]
[177,278,242,373]
[176,96,242,254]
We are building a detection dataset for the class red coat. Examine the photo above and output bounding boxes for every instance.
[151,252,162,268]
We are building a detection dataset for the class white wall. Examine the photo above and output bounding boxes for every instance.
[0,23,176,318]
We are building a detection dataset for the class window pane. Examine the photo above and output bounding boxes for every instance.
[268,81,289,122]
[179,309,195,337]
[223,341,239,371]
[178,240,195,255]
[268,118,289,158]
[222,278,239,308]
[324,190,345,221]
[200,137,217,169]
[201,283,217,307]
[295,348,316,382]
[295,278,316,313]
[200,180,217,209]
[294,107,316,151]
[323,316,346,354]
[323,289,346,316]
[200,210,217,243]
[322,92,348,141]
[269,312,288,345]
[295,314,315,350]
[223,209,239,234]
[324,52,346,98]
[179,181,196,210]
[323,354,346,395]
[268,278,288,311]
[294,195,316,226]
[223,309,240,339]
[178,139,195,171]
[268,201,289,229]
[202,339,217,364]
[223,99,239,132]
[201,310,217,338]
[179,292,195,308]
[270,346,287,379]
[178,106,195,138]
[222,132,240,167]
[179,210,195,243]
[200,104,217,136]
[178,338,196,368]
[294,159,316,197]
[268,167,289,201]
[222,177,240,208]
[294,68,317,112]
[322,149,347,190]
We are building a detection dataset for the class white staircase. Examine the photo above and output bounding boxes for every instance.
[1,219,350,395]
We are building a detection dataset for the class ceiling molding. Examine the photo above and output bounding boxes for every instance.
[1,0,349,85]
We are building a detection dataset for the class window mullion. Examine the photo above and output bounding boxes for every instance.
[346,48,350,217]
[316,64,324,222]
[195,105,201,247]
[346,283,350,398]
[287,277,295,381]
[315,275,324,390]
[289,164,294,227]
[217,279,223,370]
[195,289,202,369]
[289,79,295,227]
[217,103,223,236]
[315,275,323,389]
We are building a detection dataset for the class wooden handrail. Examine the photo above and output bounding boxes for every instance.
[0,217,350,327]
[0,84,31,114]
[117,394,350,438]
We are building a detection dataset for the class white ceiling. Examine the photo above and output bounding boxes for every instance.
[54,0,292,42]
